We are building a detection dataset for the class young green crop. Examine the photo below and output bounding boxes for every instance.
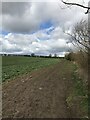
[2,56,60,82]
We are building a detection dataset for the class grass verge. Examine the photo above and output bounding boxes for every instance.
[66,64,88,118]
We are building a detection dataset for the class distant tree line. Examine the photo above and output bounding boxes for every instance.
[0,53,64,59]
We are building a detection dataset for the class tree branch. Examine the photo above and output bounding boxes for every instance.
[62,0,90,14]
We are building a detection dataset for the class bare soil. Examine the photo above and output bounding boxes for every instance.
[2,60,80,118]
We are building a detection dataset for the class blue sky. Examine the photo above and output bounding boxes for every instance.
[40,21,53,30]
[1,30,9,35]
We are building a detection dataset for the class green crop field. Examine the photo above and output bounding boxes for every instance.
[2,56,60,82]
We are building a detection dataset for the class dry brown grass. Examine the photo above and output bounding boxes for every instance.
[65,51,88,84]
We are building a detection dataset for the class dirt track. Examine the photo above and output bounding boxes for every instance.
[2,60,75,118]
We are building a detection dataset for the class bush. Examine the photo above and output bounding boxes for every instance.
[65,52,74,61]
[65,51,88,71]
[65,51,88,85]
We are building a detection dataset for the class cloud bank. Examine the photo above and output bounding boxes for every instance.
[0,1,88,56]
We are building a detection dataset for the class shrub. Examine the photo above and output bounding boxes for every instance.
[65,52,74,61]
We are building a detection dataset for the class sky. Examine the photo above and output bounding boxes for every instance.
[0,0,89,57]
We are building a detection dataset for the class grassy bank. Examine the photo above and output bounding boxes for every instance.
[66,63,88,118]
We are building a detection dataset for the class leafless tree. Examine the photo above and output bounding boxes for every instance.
[67,20,90,53]
[61,0,90,14]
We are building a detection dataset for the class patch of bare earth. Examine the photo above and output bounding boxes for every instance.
[2,60,79,118]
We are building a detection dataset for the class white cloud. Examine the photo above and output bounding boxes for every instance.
[1,2,87,33]
[1,28,71,56]
[0,1,88,56]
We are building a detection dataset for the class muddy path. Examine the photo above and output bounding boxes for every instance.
[2,60,75,118]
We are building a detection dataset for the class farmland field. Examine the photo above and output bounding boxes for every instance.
[2,56,88,118]
[2,56,60,82]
